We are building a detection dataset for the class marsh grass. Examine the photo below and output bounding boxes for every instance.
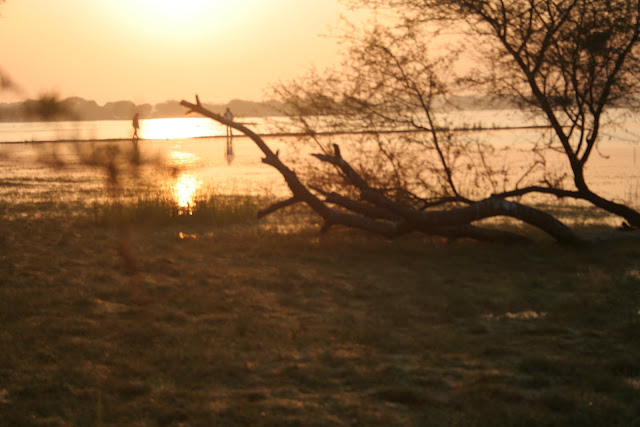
[1,184,640,425]
[88,191,261,228]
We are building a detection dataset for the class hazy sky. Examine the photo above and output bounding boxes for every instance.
[0,0,353,104]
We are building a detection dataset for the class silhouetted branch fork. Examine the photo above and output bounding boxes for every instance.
[312,149,371,192]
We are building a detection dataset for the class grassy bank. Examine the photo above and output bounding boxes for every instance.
[0,196,639,426]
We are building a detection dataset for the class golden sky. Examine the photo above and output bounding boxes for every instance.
[0,0,351,104]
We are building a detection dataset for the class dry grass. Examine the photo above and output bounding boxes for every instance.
[1,193,640,426]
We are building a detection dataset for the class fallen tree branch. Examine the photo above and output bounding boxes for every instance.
[313,145,582,245]
[181,96,580,244]
[319,190,533,242]
[182,97,409,238]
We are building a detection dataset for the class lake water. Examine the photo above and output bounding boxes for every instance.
[0,117,282,144]
[1,111,639,213]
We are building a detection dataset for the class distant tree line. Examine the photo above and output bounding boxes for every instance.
[0,97,285,122]
[6,93,627,123]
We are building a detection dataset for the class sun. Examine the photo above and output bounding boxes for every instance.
[131,0,231,38]
[138,0,211,20]
[108,0,262,41]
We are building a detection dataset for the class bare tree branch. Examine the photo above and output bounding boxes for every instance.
[181,98,579,243]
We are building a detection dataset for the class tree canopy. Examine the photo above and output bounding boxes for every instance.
[257,0,640,241]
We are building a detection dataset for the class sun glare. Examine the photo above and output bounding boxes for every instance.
[139,0,209,19]
[141,118,218,140]
[131,0,237,38]
[173,173,201,212]
[168,149,200,168]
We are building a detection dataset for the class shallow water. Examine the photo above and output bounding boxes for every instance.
[1,114,639,217]
[0,137,288,207]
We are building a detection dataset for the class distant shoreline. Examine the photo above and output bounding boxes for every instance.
[0,97,286,123]
[0,125,554,145]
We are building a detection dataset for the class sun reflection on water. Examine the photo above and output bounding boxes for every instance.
[168,150,199,167]
[140,117,218,140]
[165,148,204,214]
[173,173,201,213]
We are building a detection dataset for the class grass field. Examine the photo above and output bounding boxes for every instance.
[1,189,640,426]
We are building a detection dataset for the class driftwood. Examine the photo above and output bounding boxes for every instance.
[180,96,638,244]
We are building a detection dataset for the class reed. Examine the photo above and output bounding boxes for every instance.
[87,190,261,228]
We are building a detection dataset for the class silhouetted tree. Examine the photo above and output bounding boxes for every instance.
[180,1,640,242]
[316,0,640,227]
[184,95,590,244]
